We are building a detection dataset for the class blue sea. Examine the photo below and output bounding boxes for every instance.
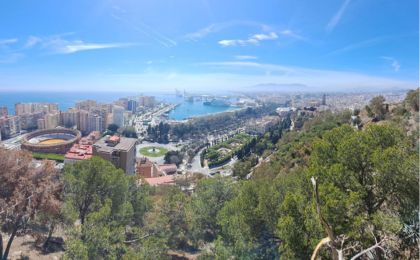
[0,91,235,121]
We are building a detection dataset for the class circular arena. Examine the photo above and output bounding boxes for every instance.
[21,128,81,154]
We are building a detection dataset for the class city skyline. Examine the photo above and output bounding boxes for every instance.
[0,0,418,92]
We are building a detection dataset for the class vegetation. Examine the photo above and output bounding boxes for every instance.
[0,149,62,259]
[122,126,138,138]
[62,157,152,259]
[139,146,168,157]
[203,133,253,168]
[0,91,418,259]
[163,150,184,166]
[32,152,65,162]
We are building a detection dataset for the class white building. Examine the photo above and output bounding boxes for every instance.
[112,105,125,127]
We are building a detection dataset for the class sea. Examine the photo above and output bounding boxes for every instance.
[0,91,236,121]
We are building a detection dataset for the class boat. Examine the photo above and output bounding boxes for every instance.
[203,99,231,107]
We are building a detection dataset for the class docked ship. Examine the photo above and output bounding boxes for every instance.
[203,99,231,107]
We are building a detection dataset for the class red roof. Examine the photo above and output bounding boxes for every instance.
[109,136,120,142]
[65,143,93,160]
[144,175,175,186]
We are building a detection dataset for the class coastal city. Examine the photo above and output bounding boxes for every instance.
[0,90,407,186]
[0,0,418,258]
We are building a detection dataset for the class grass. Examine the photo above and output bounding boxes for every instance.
[32,152,65,162]
[139,146,168,157]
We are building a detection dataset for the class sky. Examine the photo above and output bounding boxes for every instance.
[0,0,418,93]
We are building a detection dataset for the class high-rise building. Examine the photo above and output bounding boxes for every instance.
[88,114,105,133]
[15,102,58,115]
[93,135,137,174]
[60,109,80,128]
[0,116,21,139]
[138,96,155,107]
[78,110,89,135]
[115,98,129,110]
[43,113,60,129]
[127,100,138,113]
[75,100,97,111]
[112,105,125,127]
[0,107,8,117]
[322,94,327,106]
[20,112,44,130]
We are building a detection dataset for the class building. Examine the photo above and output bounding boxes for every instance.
[78,110,89,134]
[137,157,161,178]
[0,107,8,117]
[93,135,137,174]
[138,96,155,107]
[246,116,280,135]
[112,105,125,127]
[64,132,99,163]
[42,113,60,129]
[20,112,44,130]
[0,116,21,140]
[88,114,105,133]
[128,100,138,113]
[322,94,327,106]
[60,109,80,128]
[144,175,175,186]
[15,102,58,116]
[75,100,97,111]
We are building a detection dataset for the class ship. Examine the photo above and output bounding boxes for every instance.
[203,99,231,107]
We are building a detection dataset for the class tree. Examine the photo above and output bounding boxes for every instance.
[188,177,235,244]
[164,150,183,166]
[0,148,62,260]
[405,89,419,111]
[307,124,418,258]
[122,126,138,138]
[107,123,119,133]
[63,157,152,259]
[369,95,387,120]
[143,187,189,250]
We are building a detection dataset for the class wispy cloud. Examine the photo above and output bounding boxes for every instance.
[234,55,258,60]
[184,21,272,41]
[218,32,278,47]
[381,56,401,72]
[24,35,134,54]
[0,38,18,45]
[280,30,306,41]
[328,36,387,56]
[111,7,176,48]
[326,0,352,32]
[24,36,42,48]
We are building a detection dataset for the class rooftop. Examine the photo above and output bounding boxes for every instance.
[94,135,137,153]
[144,175,175,186]
[65,143,93,160]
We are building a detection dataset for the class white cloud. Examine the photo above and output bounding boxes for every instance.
[218,32,278,47]
[184,21,272,41]
[234,55,257,60]
[24,36,42,48]
[381,56,401,72]
[23,35,134,54]
[52,41,132,54]
[0,38,18,45]
[326,0,352,32]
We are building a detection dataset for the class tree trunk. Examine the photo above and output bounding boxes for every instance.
[42,222,55,251]
[0,233,3,259]
[2,219,20,260]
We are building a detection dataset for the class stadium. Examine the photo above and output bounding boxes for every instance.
[21,128,81,154]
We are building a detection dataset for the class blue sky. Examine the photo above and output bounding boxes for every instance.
[0,0,418,92]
